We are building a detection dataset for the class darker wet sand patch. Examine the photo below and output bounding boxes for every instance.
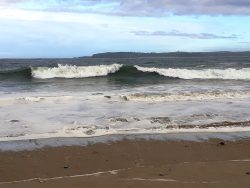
[1,139,250,187]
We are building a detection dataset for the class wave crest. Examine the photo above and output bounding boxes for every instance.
[31,64,123,79]
[134,66,250,80]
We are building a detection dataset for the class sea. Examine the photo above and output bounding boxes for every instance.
[1,55,250,145]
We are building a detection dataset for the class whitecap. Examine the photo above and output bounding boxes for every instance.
[134,65,250,80]
[31,64,123,79]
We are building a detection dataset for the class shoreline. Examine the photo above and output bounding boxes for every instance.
[1,138,250,187]
[1,131,250,151]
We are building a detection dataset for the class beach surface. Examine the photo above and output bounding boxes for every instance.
[1,139,250,188]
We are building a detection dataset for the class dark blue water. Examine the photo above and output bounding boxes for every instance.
[0,56,250,94]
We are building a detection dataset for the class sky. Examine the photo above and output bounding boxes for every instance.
[0,0,250,58]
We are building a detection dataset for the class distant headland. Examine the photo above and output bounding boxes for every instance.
[80,51,250,58]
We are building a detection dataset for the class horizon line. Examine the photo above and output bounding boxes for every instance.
[1,50,250,59]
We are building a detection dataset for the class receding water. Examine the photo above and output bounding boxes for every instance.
[0,56,250,142]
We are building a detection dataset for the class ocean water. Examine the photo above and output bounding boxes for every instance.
[0,56,250,141]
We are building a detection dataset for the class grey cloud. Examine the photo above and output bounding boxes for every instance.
[133,30,238,39]
[117,0,250,16]
[2,0,250,16]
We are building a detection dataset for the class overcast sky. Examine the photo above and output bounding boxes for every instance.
[0,0,250,58]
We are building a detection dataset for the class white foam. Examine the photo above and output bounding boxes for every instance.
[134,66,250,80]
[1,125,250,142]
[17,97,46,102]
[31,64,123,79]
[1,91,250,142]
[124,91,250,102]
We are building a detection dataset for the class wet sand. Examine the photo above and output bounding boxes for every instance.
[1,139,250,188]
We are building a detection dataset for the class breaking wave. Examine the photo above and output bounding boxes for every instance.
[134,65,250,80]
[2,64,250,80]
[31,64,123,79]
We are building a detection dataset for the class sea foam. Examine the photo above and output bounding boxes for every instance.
[134,66,250,80]
[124,91,250,102]
[31,64,123,79]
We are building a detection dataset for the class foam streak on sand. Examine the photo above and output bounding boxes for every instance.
[31,64,123,79]
[134,65,250,80]
[0,168,132,185]
[126,178,177,182]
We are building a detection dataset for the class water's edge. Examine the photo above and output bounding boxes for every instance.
[1,132,250,151]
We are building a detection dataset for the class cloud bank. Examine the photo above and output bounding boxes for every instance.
[118,0,250,16]
[1,0,250,16]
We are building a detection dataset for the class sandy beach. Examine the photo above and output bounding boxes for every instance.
[1,139,250,188]
[1,0,250,187]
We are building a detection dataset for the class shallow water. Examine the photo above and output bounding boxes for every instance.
[0,56,250,142]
